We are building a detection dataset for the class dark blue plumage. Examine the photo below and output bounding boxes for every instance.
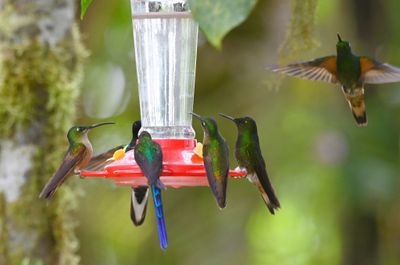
[151,185,168,250]
[134,131,168,250]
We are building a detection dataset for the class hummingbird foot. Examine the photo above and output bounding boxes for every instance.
[234,166,248,175]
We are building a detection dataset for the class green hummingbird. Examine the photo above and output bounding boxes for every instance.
[134,131,168,250]
[219,114,280,214]
[270,33,400,126]
[85,120,149,226]
[39,122,115,199]
[191,112,229,209]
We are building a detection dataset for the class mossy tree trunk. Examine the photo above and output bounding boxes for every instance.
[0,1,86,264]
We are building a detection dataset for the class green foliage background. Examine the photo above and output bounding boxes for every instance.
[53,0,400,264]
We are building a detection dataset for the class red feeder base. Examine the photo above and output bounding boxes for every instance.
[80,139,246,188]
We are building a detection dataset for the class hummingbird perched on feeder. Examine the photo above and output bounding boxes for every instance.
[219,114,280,214]
[85,120,149,226]
[39,122,115,199]
[191,112,229,209]
[269,33,400,126]
[134,131,168,250]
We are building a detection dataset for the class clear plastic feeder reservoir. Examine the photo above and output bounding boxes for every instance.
[132,0,197,139]
[81,0,245,187]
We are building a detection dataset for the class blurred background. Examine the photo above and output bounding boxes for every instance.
[2,0,400,264]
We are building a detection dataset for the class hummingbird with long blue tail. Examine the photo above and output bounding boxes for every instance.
[85,120,149,226]
[134,131,168,250]
[219,114,280,214]
[191,112,229,209]
[39,122,115,199]
[270,33,400,126]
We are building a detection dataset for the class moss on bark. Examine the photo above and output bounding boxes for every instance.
[0,1,87,264]
[279,0,319,63]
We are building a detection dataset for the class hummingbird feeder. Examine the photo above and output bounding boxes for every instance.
[80,0,245,187]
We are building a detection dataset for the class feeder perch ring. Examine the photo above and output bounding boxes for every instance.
[80,139,247,188]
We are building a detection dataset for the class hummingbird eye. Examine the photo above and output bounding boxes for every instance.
[202,122,206,126]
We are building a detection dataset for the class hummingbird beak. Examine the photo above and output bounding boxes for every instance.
[218,113,236,122]
[190,112,203,121]
[337,33,342,42]
[88,122,115,130]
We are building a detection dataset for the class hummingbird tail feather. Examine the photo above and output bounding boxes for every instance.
[258,183,281,214]
[259,187,280,214]
[39,169,73,199]
[352,109,367,126]
[130,187,149,226]
[207,177,227,209]
[151,185,168,250]
[343,87,367,126]
[39,183,57,199]
[249,172,280,214]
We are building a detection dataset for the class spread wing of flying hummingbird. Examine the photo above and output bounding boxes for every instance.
[134,131,168,250]
[39,122,115,199]
[84,120,149,226]
[191,112,229,209]
[269,33,400,126]
[219,114,280,214]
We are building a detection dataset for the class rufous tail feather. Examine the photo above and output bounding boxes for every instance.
[342,87,367,126]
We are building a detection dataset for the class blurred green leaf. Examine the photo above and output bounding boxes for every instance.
[20,258,29,265]
[20,258,43,265]
[188,0,258,49]
[81,0,94,20]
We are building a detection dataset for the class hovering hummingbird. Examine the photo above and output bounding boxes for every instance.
[134,131,168,250]
[270,33,400,126]
[219,114,280,214]
[85,120,149,226]
[39,122,115,199]
[191,112,229,209]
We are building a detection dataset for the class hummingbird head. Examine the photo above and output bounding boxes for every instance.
[138,130,152,142]
[132,120,142,138]
[67,122,115,143]
[219,113,257,133]
[190,112,219,136]
[336,33,351,53]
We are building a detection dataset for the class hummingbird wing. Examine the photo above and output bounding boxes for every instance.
[269,56,338,83]
[39,144,88,199]
[250,145,280,214]
[134,142,163,187]
[203,139,229,209]
[360,57,400,84]
[130,186,149,226]
[84,145,125,171]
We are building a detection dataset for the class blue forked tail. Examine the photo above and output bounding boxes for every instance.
[151,185,168,250]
